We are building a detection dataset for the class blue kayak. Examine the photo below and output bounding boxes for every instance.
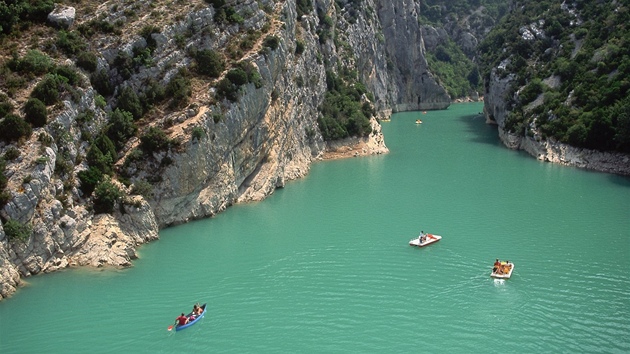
[175,303,206,331]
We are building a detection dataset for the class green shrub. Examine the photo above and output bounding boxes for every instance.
[106,109,137,150]
[295,40,305,55]
[519,79,543,105]
[113,50,134,79]
[0,114,32,142]
[236,61,263,88]
[141,78,166,108]
[86,134,117,175]
[78,166,103,196]
[54,65,80,86]
[3,219,31,242]
[0,93,14,117]
[194,49,225,78]
[95,95,106,108]
[24,97,47,127]
[166,69,192,108]
[226,68,248,86]
[0,2,22,35]
[296,0,313,18]
[10,50,53,77]
[226,8,244,24]
[140,126,171,153]
[263,35,280,50]
[76,51,98,72]
[216,77,239,102]
[91,69,114,96]
[191,126,204,141]
[131,179,153,198]
[3,146,20,161]
[317,71,372,141]
[31,74,68,105]
[93,179,123,214]
[56,30,86,56]
[116,86,143,120]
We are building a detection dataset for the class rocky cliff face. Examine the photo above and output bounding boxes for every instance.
[484,62,630,176]
[0,0,450,299]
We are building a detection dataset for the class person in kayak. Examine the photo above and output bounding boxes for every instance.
[193,304,203,316]
[176,313,189,326]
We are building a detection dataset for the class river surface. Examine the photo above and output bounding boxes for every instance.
[1,102,629,353]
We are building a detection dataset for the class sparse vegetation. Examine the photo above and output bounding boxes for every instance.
[2,219,32,242]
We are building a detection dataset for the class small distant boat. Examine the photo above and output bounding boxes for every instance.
[422,111,427,114]
[415,119,423,124]
[172,303,207,331]
[491,261,514,279]
[409,233,441,247]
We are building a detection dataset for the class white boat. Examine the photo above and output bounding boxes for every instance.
[409,234,441,247]
[490,261,514,279]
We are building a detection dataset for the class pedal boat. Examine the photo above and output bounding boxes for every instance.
[490,262,514,279]
[409,234,441,247]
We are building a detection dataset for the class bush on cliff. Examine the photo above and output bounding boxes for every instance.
[193,49,225,78]
[76,51,98,72]
[318,71,372,141]
[106,109,137,151]
[3,219,32,242]
[0,157,9,208]
[24,97,47,127]
[7,50,53,77]
[86,134,117,175]
[78,166,103,197]
[140,127,172,154]
[116,86,143,120]
[93,179,123,214]
[165,68,192,108]
[31,74,69,105]
[0,114,32,143]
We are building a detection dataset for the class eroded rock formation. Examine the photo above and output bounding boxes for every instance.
[0,0,450,300]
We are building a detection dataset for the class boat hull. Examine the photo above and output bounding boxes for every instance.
[409,234,441,247]
[175,303,207,331]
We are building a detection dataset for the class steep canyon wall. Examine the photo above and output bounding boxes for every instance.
[0,0,450,299]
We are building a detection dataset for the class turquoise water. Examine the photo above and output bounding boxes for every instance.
[1,102,629,353]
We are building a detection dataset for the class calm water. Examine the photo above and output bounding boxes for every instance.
[1,102,629,353]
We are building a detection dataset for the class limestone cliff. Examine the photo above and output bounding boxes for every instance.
[0,0,450,299]
[481,0,630,176]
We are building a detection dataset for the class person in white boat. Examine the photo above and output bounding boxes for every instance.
[418,231,426,243]
[493,259,501,273]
